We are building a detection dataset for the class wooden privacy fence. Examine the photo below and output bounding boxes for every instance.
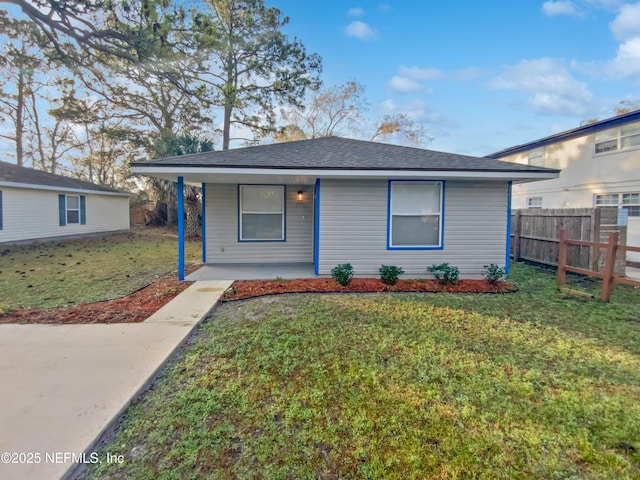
[510,207,627,276]
[557,230,640,301]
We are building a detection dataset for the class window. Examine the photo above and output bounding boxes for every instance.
[66,195,80,224]
[595,193,619,206]
[595,192,640,217]
[388,181,443,249]
[239,185,285,241]
[527,148,544,167]
[622,193,640,217]
[526,197,543,208]
[594,121,640,154]
[58,194,86,226]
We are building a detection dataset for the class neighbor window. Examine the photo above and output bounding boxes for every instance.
[622,193,640,217]
[239,185,285,241]
[527,148,544,167]
[66,195,80,224]
[388,181,443,249]
[594,121,640,154]
[58,194,86,226]
[595,192,640,217]
[526,197,543,208]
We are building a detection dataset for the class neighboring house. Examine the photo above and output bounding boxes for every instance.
[132,137,558,280]
[0,161,131,243]
[486,110,640,262]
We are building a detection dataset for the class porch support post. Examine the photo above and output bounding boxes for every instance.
[505,181,512,274]
[177,176,185,281]
[313,178,320,276]
[201,182,206,263]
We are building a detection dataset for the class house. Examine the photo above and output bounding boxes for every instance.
[0,160,131,243]
[130,136,559,280]
[486,110,640,262]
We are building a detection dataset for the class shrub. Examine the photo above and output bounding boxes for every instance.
[379,265,404,285]
[482,264,506,284]
[331,263,354,286]
[427,263,460,285]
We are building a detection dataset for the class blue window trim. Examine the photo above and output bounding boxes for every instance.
[237,184,287,243]
[313,178,320,275]
[177,176,185,281]
[0,190,3,230]
[387,179,445,251]
[506,181,512,274]
[58,194,66,226]
[201,183,207,263]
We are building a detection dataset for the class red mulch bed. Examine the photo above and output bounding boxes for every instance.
[222,278,517,301]
[0,274,193,325]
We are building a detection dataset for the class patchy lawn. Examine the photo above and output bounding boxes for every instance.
[83,263,640,479]
[0,228,200,310]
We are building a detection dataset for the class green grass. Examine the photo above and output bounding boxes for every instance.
[0,228,200,309]
[84,262,640,479]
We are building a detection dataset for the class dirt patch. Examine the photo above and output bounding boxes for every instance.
[0,272,193,324]
[222,278,517,301]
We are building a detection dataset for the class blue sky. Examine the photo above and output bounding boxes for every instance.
[269,0,640,156]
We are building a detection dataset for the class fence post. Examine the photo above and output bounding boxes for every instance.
[557,229,568,286]
[591,207,601,272]
[601,231,619,302]
[513,210,522,262]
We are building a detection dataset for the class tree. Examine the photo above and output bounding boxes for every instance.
[277,80,366,140]
[370,113,431,146]
[1,0,182,67]
[193,0,322,149]
[150,135,214,238]
[274,81,431,147]
[0,12,48,165]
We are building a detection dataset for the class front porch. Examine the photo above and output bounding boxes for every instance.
[186,262,316,281]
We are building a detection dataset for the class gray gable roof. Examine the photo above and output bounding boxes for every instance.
[0,160,129,194]
[132,136,559,173]
[486,109,640,158]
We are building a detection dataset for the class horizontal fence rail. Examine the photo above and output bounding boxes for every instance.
[557,229,640,302]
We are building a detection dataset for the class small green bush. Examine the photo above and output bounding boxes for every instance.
[482,264,507,284]
[379,265,404,285]
[427,263,460,285]
[331,263,354,286]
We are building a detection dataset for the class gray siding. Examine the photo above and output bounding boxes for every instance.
[318,179,508,278]
[205,183,313,263]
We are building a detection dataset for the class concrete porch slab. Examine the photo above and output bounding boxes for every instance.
[186,263,315,281]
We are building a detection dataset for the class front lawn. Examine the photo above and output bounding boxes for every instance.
[0,228,200,310]
[84,263,640,479]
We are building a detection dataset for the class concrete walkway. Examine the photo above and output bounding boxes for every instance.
[0,280,231,480]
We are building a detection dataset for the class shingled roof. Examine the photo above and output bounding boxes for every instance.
[132,136,559,173]
[0,161,129,194]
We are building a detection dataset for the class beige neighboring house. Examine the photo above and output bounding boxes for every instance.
[486,110,640,263]
[0,160,131,243]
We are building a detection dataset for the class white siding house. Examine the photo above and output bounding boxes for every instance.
[486,110,640,262]
[131,137,559,280]
[0,161,131,243]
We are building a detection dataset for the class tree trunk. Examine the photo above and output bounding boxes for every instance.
[16,70,25,166]
[184,195,201,238]
[222,101,232,150]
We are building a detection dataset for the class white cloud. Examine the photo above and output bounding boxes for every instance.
[345,21,376,40]
[398,66,444,81]
[379,98,459,128]
[607,37,640,78]
[378,4,390,12]
[489,58,594,115]
[542,1,581,16]
[347,7,364,16]
[610,2,640,40]
[388,76,423,93]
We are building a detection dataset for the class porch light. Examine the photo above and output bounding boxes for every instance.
[297,189,304,202]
